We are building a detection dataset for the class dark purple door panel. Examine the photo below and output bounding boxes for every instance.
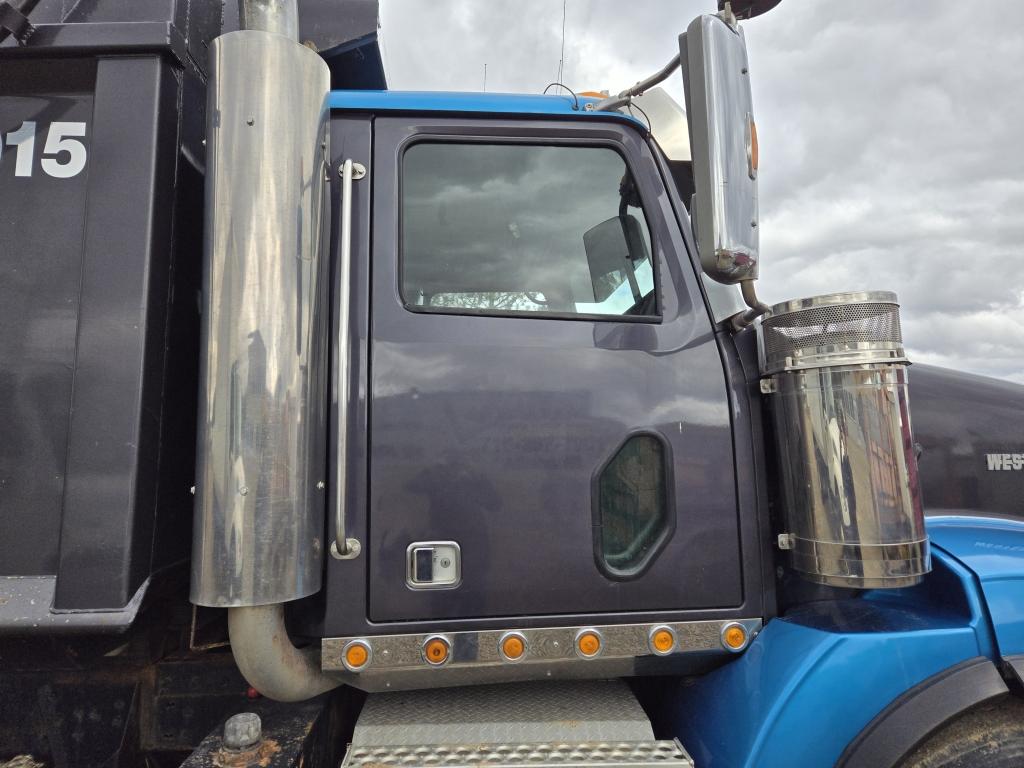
[367,118,742,622]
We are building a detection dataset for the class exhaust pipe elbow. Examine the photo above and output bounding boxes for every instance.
[228,605,342,702]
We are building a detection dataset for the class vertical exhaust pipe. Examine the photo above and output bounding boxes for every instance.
[191,0,341,699]
[239,0,299,39]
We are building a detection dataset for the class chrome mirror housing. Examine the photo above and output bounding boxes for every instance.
[680,12,759,285]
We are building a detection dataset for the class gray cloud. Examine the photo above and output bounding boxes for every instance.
[380,0,1024,382]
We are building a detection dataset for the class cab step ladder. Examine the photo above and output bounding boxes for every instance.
[340,680,694,768]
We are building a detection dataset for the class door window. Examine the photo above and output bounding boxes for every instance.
[402,142,657,319]
[595,434,673,579]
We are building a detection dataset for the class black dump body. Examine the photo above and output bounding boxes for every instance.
[0,0,384,629]
[0,2,381,763]
[0,24,206,628]
[910,364,1024,517]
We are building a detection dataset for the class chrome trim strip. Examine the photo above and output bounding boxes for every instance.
[322,618,763,673]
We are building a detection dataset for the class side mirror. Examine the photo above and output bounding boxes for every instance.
[680,13,759,285]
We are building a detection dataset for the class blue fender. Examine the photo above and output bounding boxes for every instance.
[670,516,1024,768]
[927,515,1024,656]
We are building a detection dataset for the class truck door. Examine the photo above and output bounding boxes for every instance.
[367,117,743,622]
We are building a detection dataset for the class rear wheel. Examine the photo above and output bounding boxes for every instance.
[899,695,1024,768]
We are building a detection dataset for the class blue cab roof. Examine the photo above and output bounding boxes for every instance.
[327,90,646,129]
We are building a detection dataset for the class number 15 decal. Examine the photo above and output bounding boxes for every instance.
[3,121,88,179]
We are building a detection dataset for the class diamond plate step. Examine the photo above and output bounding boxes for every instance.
[351,681,654,746]
[341,739,694,768]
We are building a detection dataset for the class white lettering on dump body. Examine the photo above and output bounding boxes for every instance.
[2,121,88,179]
[986,453,1024,470]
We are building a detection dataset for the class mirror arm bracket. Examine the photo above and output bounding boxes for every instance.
[719,1,738,30]
[591,53,682,112]
[728,279,770,332]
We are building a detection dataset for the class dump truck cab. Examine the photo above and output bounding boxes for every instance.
[304,91,769,686]
[4,1,1024,766]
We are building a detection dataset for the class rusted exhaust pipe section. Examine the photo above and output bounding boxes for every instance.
[191,0,341,699]
[228,606,339,702]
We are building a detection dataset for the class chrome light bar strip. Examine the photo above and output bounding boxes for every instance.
[322,618,762,674]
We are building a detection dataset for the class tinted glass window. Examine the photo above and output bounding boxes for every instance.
[596,435,671,578]
[402,143,656,318]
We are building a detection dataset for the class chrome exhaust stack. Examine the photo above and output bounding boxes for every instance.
[759,292,931,588]
[191,0,340,698]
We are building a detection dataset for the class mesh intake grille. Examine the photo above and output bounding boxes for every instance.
[761,296,904,373]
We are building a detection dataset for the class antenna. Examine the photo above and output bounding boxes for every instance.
[483,62,487,92]
[556,0,566,84]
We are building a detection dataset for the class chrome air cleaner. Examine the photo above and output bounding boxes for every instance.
[759,291,930,588]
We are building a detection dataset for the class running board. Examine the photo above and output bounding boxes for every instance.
[341,680,694,768]
[343,739,693,768]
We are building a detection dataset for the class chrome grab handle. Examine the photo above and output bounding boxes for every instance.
[331,158,365,560]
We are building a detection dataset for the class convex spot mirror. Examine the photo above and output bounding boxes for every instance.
[680,13,759,284]
[583,214,650,303]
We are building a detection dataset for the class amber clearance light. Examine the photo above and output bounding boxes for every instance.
[649,626,677,656]
[575,629,603,658]
[342,640,371,672]
[500,632,527,662]
[721,623,749,652]
[748,115,759,179]
[423,636,451,666]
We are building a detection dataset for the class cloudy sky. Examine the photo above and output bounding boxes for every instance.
[378,1,1024,383]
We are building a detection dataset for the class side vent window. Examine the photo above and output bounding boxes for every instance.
[594,434,673,579]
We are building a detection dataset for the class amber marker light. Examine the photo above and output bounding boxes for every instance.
[649,626,677,656]
[747,114,759,180]
[575,629,603,658]
[342,640,371,672]
[500,632,527,662]
[721,622,749,652]
[750,118,759,170]
[422,635,451,666]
